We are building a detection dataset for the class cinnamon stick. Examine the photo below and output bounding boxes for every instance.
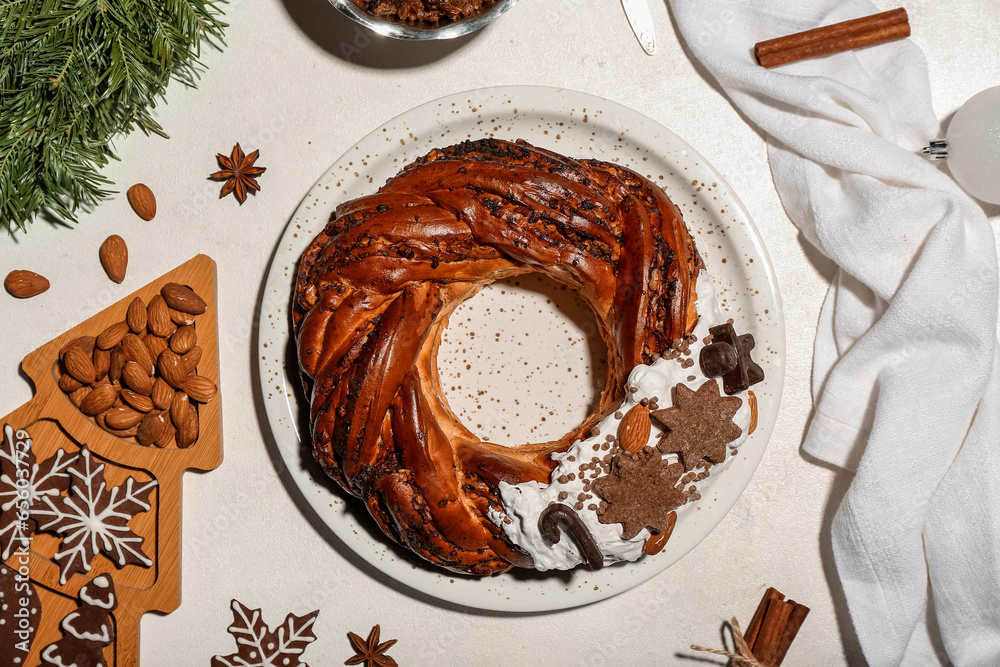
[753,599,795,665]
[743,587,783,648]
[755,8,910,68]
[774,602,811,665]
[743,587,810,666]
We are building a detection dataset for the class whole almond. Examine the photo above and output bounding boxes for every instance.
[60,336,95,360]
[95,410,134,437]
[169,326,196,354]
[121,361,153,395]
[96,321,130,350]
[103,422,139,439]
[109,347,126,384]
[154,422,176,448]
[63,346,96,384]
[121,389,154,413]
[177,407,199,448]
[158,349,188,389]
[161,283,207,315]
[98,235,128,284]
[147,294,174,337]
[136,412,168,446]
[105,406,144,430]
[58,373,84,393]
[121,333,154,374]
[69,386,91,408]
[153,420,177,448]
[126,296,147,333]
[168,307,196,326]
[183,375,218,403]
[80,383,119,415]
[127,183,156,221]
[151,377,174,410]
[92,347,111,380]
[617,404,652,453]
[181,345,203,373]
[143,333,169,360]
[170,391,191,429]
[643,511,677,556]
[4,270,49,299]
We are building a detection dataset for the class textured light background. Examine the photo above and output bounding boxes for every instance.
[1,1,998,664]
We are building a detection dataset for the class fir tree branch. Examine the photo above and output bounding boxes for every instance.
[0,0,227,232]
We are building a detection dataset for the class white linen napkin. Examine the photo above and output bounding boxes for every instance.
[666,1,1000,664]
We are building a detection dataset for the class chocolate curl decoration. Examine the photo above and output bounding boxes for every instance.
[538,503,604,570]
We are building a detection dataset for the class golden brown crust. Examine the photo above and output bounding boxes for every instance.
[294,139,702,574]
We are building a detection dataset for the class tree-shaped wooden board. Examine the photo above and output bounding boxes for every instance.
[0,255,222,666]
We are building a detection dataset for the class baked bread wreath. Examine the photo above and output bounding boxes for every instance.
[294,138,704,575]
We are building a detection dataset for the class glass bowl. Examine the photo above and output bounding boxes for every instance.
[327,0,519,40]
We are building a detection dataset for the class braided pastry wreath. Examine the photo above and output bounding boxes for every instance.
[294,138,703,575]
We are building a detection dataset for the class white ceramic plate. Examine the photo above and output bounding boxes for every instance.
[258,86,784,612]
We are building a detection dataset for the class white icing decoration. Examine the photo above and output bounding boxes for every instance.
[79,580,115,610]
[40,644,76,667]
[61,610,112,643]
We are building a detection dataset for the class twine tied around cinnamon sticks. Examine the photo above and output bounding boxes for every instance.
[754,8,910,69]
[691,587,809,667]
[691,617,766,667]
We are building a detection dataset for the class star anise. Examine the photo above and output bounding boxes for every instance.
[208,143,266,204]
[345,624,398,667]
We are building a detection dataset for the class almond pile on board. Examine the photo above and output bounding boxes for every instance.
[56,282,216,448]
